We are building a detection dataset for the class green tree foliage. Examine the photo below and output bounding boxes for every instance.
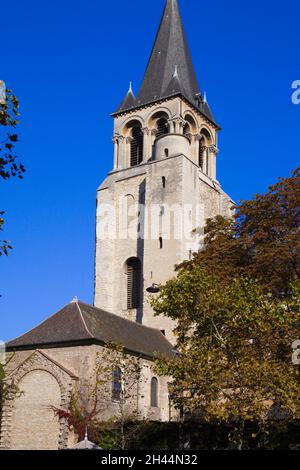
[152,271,300,444]
[0,85,24,257]
[151,169,300,448]
[188,168,300,295]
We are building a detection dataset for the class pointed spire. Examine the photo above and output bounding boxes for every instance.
[135,0,216,124]
[113,0,217,126]
[115,82,137,113]
[165,64,185,97]
[201,92,215,123]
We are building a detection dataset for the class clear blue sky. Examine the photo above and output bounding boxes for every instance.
[1,0,299,341]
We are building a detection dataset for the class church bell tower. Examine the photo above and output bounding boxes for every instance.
[94,0,232,342]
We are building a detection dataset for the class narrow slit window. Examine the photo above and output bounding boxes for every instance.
[112,367,122,402]
[151,377,158,408]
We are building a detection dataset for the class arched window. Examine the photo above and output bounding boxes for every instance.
[159,237,163,249]
[150,377,158,408]
[156,118,169,138]
[162,176,166,188]
[199,128,212,175]
[126,257,142,309]
[112,367,122,402]
[183,123,190,135]
[131,125,143,167]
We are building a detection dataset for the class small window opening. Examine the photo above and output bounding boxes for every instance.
[112,367,122,402]
[159,237,163,249]
[151,377,158,408]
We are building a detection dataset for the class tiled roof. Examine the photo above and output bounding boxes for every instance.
[7,301,174,359]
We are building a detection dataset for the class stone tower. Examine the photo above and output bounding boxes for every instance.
[94,0,232,342]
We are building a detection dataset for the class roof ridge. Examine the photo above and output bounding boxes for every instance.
[75,302,94,339]
[77,301,172,339]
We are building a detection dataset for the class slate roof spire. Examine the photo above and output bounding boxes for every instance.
[134,0,216,124]
[113,0,217,125]
[116,82,137,113]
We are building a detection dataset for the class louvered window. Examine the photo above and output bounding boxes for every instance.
[156,118,168,138]
[199,146,204,170]
[127,258,141,309]
[151,377,158,408]
[131,126,143,167]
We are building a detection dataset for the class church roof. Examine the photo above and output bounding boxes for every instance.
[113,0,217,126]
[6,301,175,359]
[115,83,137,113]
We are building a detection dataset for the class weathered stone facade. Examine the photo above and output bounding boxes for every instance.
[94,97,233,341]
[0,350,77,450]
[0,345,171,450]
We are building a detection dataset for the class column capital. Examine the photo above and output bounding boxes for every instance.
[209,144,219,155]
[196,133,205,142]
[142,127,151,135]
[150,128,158,136]
[173,116,186,126]
[112,134,124,144]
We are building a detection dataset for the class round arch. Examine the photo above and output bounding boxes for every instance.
[199,126,214,145]
[10,370,61,450]
[1,351,76,451]
[121,116,144,136]
[146,107,171,127]
[124,257,142,310]
[183,111,199,133]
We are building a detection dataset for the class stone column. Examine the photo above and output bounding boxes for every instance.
[189,134,198,164]
[142,127,150,163]
[150,128,157,159]
[202,146,208,175]
[209,145,219,180]
[173,117,186,134]
[113,135,120,170]
[125,136,133,168]
[167,119,175,134]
